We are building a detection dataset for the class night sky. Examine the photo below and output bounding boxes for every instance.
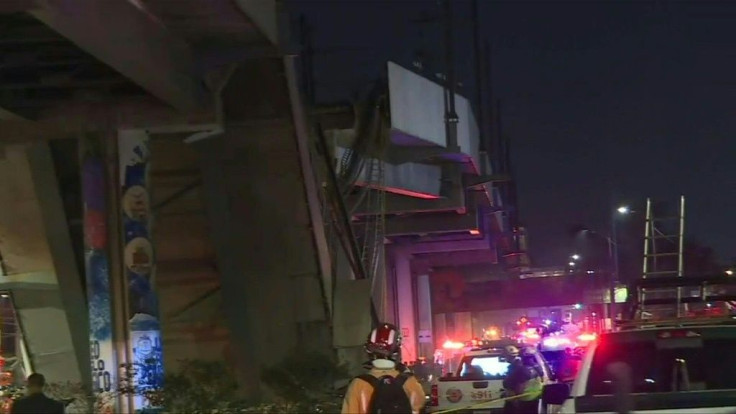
[292,1,736,267]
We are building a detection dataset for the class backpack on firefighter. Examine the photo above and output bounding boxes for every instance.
[355,372,414,414]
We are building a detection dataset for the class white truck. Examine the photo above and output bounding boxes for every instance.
[541,276,736,414]
[427,340,554,413]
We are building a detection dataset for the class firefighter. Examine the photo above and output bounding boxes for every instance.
[342,323,425,414]
[502,345,543,414]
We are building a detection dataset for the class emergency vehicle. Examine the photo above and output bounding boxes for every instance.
[536,313,597,382]
[542,276,736,413]
[427,339,554,413]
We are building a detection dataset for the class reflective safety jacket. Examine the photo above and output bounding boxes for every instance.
[341,367,426,414]
[503,360,543,402]
[519,375,543,401]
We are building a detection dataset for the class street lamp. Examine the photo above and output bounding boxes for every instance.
[611,205,632,281]
[571,254,581,261]
[608,205,632,324]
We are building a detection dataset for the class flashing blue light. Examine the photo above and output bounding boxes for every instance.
[574,303,583,310]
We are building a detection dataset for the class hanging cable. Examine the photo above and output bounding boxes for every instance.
[338,80,386,195]
[315,123,379,326]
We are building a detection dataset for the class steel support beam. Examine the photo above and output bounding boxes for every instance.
[466,174,512,187]
[411,249,497,272]
[0,99,216,146]
[389,245,418,362]
[350,189,464,216]
[350,163,469,215]
[367,210,479,237]
[385,145,460,165]
[285,56,333,316]
[408,239,490,254]
[28,0,211,112]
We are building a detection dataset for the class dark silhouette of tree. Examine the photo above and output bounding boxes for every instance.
[683,239,723,275]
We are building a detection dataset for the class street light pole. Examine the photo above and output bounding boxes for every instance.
[608,206,630,324]
[609,216,619,324]
[611,217,620,280]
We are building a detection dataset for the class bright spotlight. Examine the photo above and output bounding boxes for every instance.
[617,206,630,214]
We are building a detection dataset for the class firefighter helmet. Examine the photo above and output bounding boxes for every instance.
[365,323,401,359]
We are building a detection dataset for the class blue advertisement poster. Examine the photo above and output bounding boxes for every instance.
[118,130,164,411]
[82,142,117,414]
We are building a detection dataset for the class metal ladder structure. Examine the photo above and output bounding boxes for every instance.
[641,196,686,318]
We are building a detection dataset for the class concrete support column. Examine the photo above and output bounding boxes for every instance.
[117,129,165,410]
[393,246,417,363]
[26,143,88,386]
[383,252,398,325]
[81,132,119,413]
[197,59,332,398]
[416,274,433,358]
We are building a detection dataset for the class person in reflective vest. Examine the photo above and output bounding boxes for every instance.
[502,346,543,414]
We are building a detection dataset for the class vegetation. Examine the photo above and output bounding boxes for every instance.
[0,353,347,413]
[133,353,346,413]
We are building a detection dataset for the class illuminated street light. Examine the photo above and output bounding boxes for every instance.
[571,254,581,261]
[727,270,734,276]
[568,261,576,267]
[617,206,630,215]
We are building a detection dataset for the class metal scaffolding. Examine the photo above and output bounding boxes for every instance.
[640,196,686,318]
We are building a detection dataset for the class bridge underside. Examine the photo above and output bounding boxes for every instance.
[0,0,522,401]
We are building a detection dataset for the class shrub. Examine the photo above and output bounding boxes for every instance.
[121,355,345,413]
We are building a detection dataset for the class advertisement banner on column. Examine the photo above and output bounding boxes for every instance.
[118,130,164,411]
[82,140,116,414]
